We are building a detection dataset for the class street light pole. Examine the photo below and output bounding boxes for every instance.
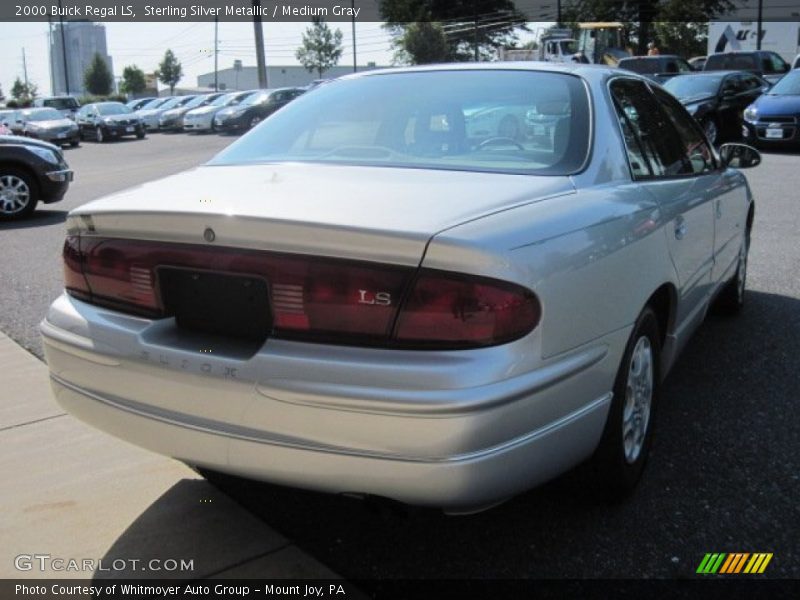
[757,0,763,51]
[214,16,219,91]
[57,0,70,94]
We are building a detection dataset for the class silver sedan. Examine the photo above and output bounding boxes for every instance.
[42,64,759,513]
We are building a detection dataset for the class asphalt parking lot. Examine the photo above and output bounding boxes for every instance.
[1,132,798,581]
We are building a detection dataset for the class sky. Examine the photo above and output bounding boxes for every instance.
[0,21,542,98]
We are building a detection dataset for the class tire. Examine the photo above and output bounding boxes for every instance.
[0,167,38,220]
[95,126,105,143]
[136,130,145,139]
[590,307,661,499]
[70,139,79,147]
[702,117,719,146]
[714,231,750,315]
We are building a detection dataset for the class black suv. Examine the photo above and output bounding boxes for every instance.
[704,51,790,85]
[617,55,694,83]
[0,136,73,220]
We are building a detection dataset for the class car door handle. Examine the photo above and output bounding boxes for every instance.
[674,217,687,240]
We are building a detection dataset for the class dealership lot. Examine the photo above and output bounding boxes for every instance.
[1,133,798,579]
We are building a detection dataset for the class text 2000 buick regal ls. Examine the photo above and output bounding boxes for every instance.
[42,65,759,513]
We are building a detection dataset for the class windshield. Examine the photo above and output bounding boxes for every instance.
[23,108,63,121]
[43,97,79,110]
[139,97,169,110]
[184,95,214,109]
[158,97,187,110]
[96,103,132,116]
[559,40,577,54]
[211,70,591,175]
[175,96,197,107]
[241,91,271,106]
[664,75,723,100]
[768,70,800,95]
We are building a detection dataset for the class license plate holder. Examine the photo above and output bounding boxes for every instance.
[159,268,271,341]
[126,126,135,132]
[765,128,783,139]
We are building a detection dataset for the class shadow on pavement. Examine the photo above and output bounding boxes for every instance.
[0,209,67,230]
[204,290,800,580]
[93,478,287,581]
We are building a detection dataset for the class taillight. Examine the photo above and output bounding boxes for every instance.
[62,236,540,349]
[395,270,540,348]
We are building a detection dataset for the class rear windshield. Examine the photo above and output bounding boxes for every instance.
[211,70,591,175]
[43,97,79,110]
[620,59,661,74]
[706,54,758,70]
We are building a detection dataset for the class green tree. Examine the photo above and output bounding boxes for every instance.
[83,52,113,96]
[653,22,708,57]
[120,64,147,96]
[296,17,344,78]
[10,78,37,104]
[156,49,183,95]
[380,0,527,61]
[394,22,451,64]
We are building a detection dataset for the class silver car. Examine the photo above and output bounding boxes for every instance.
[42,64,759,513]
[183,91,257,132]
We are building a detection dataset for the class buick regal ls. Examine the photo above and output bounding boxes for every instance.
[42,65,759,513]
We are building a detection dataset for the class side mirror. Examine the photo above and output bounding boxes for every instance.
[719,143,761,169]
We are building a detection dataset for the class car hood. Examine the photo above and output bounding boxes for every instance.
[69,163,575,265]
[0,134,61,151]
[28,118,76,128]
[101,114,137,123]
[752,94,800,116]
[217,106,245,116]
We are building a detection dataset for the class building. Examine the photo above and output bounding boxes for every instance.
[197,64,385,91]
[50,21,114,96]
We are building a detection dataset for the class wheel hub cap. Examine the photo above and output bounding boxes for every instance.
[0,175,30,214]
[622,336,653,464]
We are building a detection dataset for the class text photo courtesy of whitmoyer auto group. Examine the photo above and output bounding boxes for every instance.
[1,1,799,598]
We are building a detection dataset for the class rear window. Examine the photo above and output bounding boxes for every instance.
[43,97,79,110]
[620,59,660,74]
[706,54,758,70]
[211,70,591,176]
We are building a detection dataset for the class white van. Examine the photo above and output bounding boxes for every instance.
[32,96,80,120]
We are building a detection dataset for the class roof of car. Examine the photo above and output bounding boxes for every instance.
[619,55,684,61]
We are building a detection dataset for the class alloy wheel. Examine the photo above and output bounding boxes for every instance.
[622,336,653,464]
[0,174,31,216]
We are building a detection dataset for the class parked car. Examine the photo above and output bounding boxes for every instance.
[0,109,25,135]
[688,56,707,71]
[159,93,224,131]
[0,135,72,220]
[76,102,145,143]
[136,96,190,130]
[125,97,157,112]
[618,55,694,83]
[664,71,770,145]
[19,108,80,147]
[33,96,80,120]
[43,65,759,512]
[743,69,800,148]
[183,91,257,132]
[213,88,305,132]
[704,51,790,85]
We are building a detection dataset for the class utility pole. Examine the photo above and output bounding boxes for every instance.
[351,0,357,72]
[557,0,562,27]
[48,16,55,95]
[22,48,29,88]
[252,0,268,88]
[756,0,763,50]
[214,16,219,91]
[57,0,70,94]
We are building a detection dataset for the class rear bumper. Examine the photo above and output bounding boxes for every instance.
[41,293,624,510]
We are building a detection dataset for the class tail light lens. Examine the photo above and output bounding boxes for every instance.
[63,236,540,349]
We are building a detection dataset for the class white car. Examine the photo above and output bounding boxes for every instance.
[183,91,257,132]
[42,64,759,513]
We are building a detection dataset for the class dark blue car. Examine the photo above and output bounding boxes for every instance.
[743,70,800,147]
